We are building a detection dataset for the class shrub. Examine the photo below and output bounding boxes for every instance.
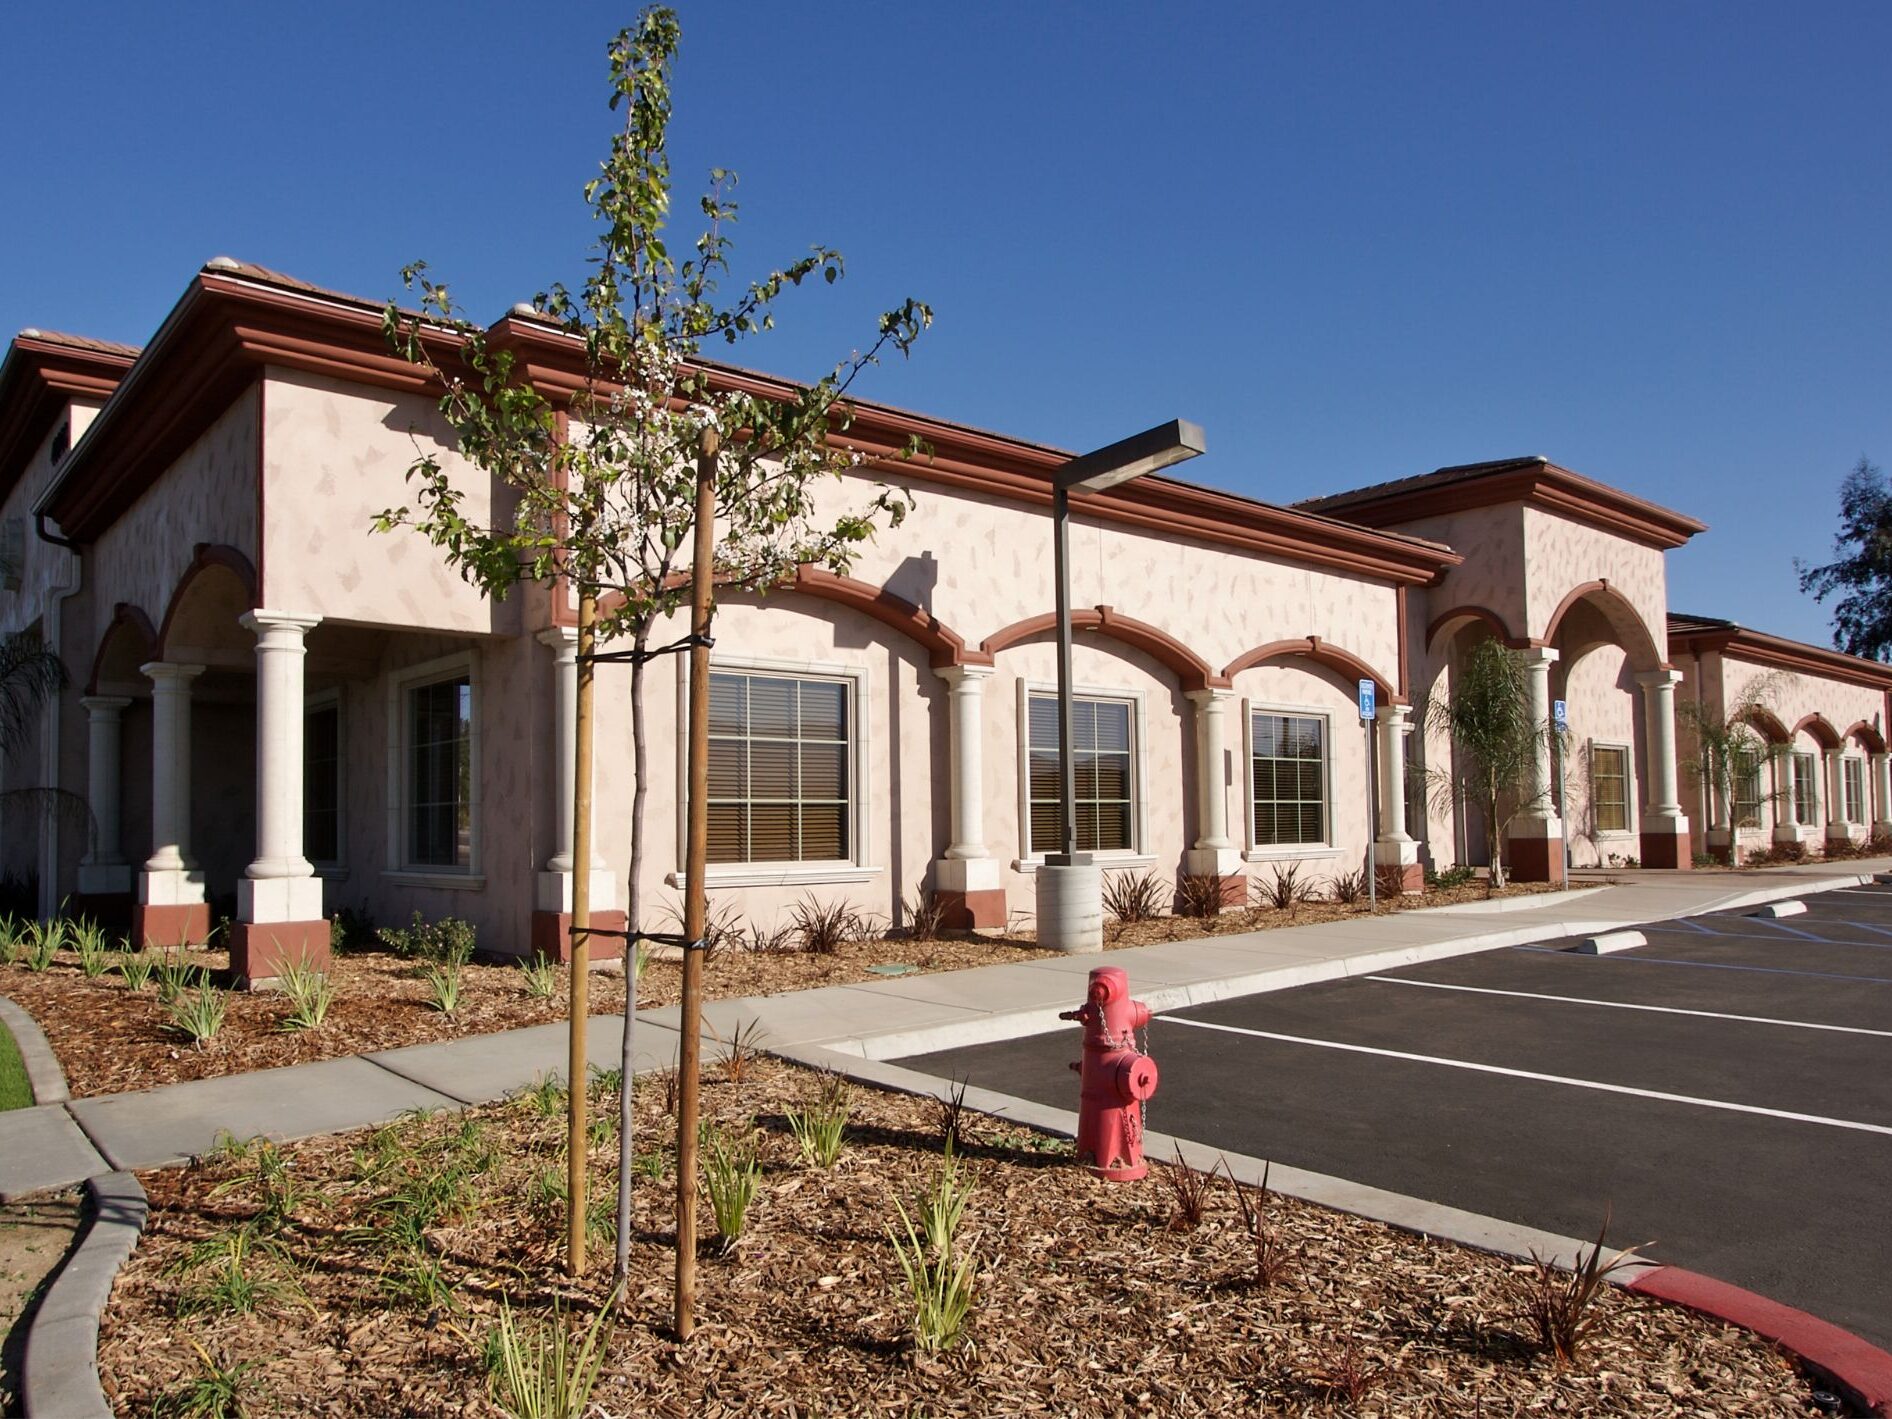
[1746,841,1807,867]
[277,954,335,1032]
[900,883,951,941]
[1224,1160,1291,1287]
[717,1017,767,1084]
[1326,869,1368,905]
[1161,1145,1214,1231]
[166,986,228,1048]
[377,911,476,965]
[330,904,377,950]
[113,948,157,991]
[20,919,62,972]
[786,1073,850,1168]
[1256,861,1318,912]
[1307,1341,1382,1406]
[789,896,865,955]
[155,948,207,1004]
[422,961,463,1015]
[520,956,560,1001]
[1425,863,1476,890]
[71,918,113,978]
[158,1341,259,1419]
[1517,1210,1648,1365]
[0,915,20,966]
[890,1152,977,1352]
[933,1075,975,1153]
[1174,872,1225,919]
[486,1289,617,1419]
[702,1120,762,1248]
[1101,870,1165,923]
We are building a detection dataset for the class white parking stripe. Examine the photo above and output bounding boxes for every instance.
[1161,1016,1892,1137]
[1362,974,1892,1039]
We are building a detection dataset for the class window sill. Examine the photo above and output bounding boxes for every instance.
[383,870,486,891]
[1012,854,1158,875]
[664,864,881,890]
[1242,847,1342,864]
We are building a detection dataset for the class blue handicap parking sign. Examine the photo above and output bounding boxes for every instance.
[1358,679,1376,721]
[1553,698,1568,731]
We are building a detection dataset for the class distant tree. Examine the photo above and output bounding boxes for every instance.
[1796,457,1892,661]
[1420,638,1561,893]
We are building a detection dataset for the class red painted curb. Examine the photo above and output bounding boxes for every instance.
[1627,1265,1892,1416]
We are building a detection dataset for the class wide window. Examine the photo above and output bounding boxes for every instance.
[1792,751,1819,826]
[1592,744,1630,833]
[304,702,342,865]
[407,675,472,869]
[1844,756,1865,824]
[1026,693,1134,856]
[1732,752,1764,829]
[1251,711,1327,847]
[707,671,851,864]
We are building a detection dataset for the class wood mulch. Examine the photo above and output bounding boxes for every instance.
[98,1056,1829,1417]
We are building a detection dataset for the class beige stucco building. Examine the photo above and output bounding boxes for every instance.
[4,260,1889,979]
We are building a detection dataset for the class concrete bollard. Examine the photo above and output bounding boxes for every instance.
[1036,860,1103,953]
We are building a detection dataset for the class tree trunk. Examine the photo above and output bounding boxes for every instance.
[1485,773,1505,894]
[614,624,650,1286]
[567,591,598,1277]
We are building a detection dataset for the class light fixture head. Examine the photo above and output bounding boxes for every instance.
[1055,418,1207,493]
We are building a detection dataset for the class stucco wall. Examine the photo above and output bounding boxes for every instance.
[1520,507,1668,659]
[1398,507,1529,645]
[1558,643,1641,867]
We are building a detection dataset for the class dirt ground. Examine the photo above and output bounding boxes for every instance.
[0,1192,83,1416]
[1,880,1557,1100]
[97,1056,1828,1418]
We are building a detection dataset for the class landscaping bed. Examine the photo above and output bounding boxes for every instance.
[97,1055,1827,1417]
[0,877,1558,1101]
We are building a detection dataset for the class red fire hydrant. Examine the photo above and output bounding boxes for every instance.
[1061,966,1159,1180]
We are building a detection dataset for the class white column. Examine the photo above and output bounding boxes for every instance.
[1823,747,1847,837]
[1184,688,1241,879]
[1873,751,1892,835]
[139,662,205,905]
[934,664,1001,903]
[536,626,615,915]
[1519,648,1560,822]
[78,696,132,894]
[1372,702,1422,889]
[1634,669,1691,864]
[236,612,326,928]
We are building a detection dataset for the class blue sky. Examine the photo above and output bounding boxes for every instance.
[5,2,1888,647]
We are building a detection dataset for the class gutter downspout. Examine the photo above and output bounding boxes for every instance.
[34,512,85,920]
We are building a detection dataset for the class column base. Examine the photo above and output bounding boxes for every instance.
[1704,827,1735,866]
[935,857,1008,931]
[1035,860,1103,954]
[1640,818,1692,870]
[230,920,332,987]
[133,902,211,949]
[532,910,630,964]
[1506,818,1566,885]
[1371,839,1423,895]
[1182,848,1246,906]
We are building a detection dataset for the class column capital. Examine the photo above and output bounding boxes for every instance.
[935,662,996,686]
[1634,667,1684,689]
[537,624,581,652]
[239,608,322,636]
[80,695,133,716]
[1519,646,1560,667]
[1374,701,1413,728]
[1184,686,1239,707]
[140,662,204,685]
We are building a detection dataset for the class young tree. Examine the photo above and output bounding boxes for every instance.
[375,7,928,1297]
[1675,671,1791,847]
[1797,456,1892,661]
[1420,637,1561,892]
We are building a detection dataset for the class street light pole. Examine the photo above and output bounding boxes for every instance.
[1037,419,1206,953]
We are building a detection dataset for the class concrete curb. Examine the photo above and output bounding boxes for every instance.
[1626,1266,1892,1417]
[21,1170,148,1419]
[0,993,69,1105]
[776,1042,1892,1417]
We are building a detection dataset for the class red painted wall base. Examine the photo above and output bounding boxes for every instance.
[531,909,630,964]
[1507,835,1567,886]
[936,888,1008,931]
[1640,828,1691,869]
[70,892,134,937]
[230,920,333,985]
[1380,862,1425,895]
[132,902,211,950]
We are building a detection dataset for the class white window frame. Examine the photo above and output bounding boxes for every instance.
[1843,755,1865,824]
[384,650,483,888]
[1013,678,1153,872]
[1242,700,1341,863]
[1791,750,1820,827]
[1731,749,1766,832]
[669,654,877,889]
[1589,739,1636,838]
[304,687,345,876]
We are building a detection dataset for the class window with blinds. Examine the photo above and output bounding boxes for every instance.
[1844,756,1864,823]
[305,703,342,865]
[1251,711,1327,846]
[1592,744,1629,832]
[1732,753,1764,828]
[1026,694,1135,855]
[408,675,472,868]
[707,672,851,864]
[1792,751,1819,825]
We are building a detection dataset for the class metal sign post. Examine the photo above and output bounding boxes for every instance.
[1359,679,1377,912]
[1553,698,1569,889]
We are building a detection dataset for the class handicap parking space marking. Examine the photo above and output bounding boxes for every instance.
[1643,919,1892,951]
[1361,974,1892,1038]
[1160,1016,1892,1137]
[1510,944,1892,984]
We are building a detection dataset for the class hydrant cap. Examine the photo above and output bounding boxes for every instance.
[1088,966,1126,1007]
[1113,1052,1159,1102]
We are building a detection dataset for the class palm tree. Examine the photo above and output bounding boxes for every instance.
[1676,671,1791,847]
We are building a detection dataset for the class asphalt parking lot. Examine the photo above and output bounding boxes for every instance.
[898,883,1892,1348]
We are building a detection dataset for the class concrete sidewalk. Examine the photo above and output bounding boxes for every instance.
[2,856,1884,1198]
